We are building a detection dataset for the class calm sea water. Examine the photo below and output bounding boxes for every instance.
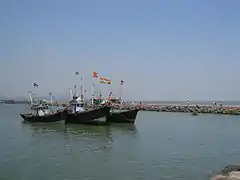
[1,104,240,180]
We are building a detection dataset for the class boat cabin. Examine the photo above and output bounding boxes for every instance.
[30,104,50,116]
[92,97,121,105]
[68,96,85,113]
[109,97,121,104]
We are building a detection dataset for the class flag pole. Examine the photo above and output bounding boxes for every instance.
[119,80,124,102]
[74,72,79,98]
[32,82,39,104]
[91,72,98,105]
[91,73,94,105]
[91,83,95,105]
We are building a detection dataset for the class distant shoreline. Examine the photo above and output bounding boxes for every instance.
[0,100,29,104]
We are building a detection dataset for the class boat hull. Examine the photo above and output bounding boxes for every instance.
[65,106,111,125]
[20,110,66,123]
[106,109,139,124]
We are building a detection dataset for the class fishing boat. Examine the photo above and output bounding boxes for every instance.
[20,92,66,123]
[107,108,139,124]
[95,99,139,124]
[90,75,139,123]
[20,104,66,123]
[65,82,111,125]
[65,96,111,125]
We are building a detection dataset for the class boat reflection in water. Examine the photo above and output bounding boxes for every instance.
[21,122,137,137]
[21,121,67,136]
[22,118,138,153]
[107,109,139,124]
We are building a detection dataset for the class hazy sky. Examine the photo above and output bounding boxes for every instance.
[0,0,240,101]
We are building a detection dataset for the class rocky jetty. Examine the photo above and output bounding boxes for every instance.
[110,103,240,116]
[56,101,240,116]
[211,165,240,180]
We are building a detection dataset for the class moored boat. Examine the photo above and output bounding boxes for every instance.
[65,92,111,125]
[107,109,139,124]
[20,106,66,123]
[95,99,139,124]
[20,92,66,123]
[20,103,66,123]
[65,105,111,125]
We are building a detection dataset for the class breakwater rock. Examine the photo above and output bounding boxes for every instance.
[111,103,240,115]
[211,165,240,180]
[56,101,240,116]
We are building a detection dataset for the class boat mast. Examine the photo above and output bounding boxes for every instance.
[108,92,112,100]
[28,91,33,105]
[80,75,83,102]
[73,85,77,98]
[119,80,124,104]
[119,86,122,101]
[91,83,95,105]
[49,92,53,105]
[31,82,38,105]
[74,71,79,99]
[75,71,84,102]
[69,89,73,100]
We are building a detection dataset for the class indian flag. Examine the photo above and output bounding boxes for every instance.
[100,77,111,84]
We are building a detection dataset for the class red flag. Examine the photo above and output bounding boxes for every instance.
[92,72,98,78]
